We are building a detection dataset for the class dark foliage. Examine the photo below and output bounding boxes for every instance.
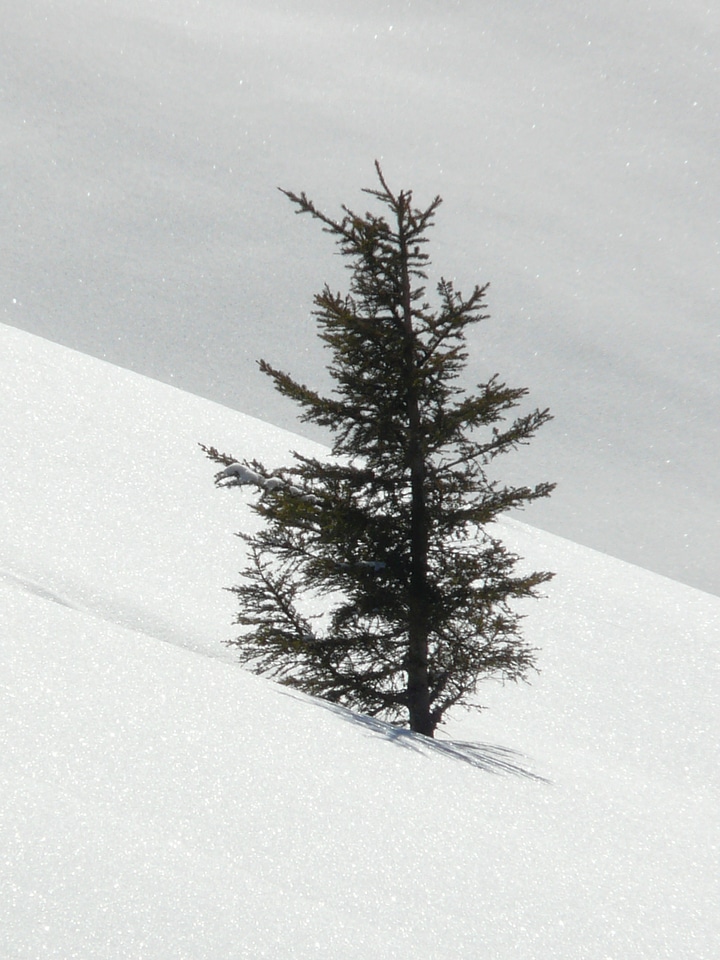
[203,164,554,736]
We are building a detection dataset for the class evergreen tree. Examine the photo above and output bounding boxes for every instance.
[203,164,554,737]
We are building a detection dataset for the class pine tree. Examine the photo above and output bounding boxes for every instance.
[203,163,554,738]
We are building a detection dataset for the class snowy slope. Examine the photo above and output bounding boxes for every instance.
[2,324,719,959]
[2,0,719,594]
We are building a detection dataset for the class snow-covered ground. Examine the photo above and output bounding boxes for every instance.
[2,323,718,959]
[2,0,719,593]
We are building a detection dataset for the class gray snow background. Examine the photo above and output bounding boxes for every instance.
[2,0,719,592]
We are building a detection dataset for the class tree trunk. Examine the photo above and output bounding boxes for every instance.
[398,200,435,737]
[406,397,433,736]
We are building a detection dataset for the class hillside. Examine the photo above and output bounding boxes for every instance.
[2,324,719,959]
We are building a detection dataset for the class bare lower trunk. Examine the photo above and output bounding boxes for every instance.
[406,644,434,736]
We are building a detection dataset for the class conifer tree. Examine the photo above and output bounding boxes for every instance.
[203,164,554,737]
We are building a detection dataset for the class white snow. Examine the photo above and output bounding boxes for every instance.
[2,323,718,959]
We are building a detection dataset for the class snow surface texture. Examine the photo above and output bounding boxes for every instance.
[2,0,719,594]
[2,323,719,959]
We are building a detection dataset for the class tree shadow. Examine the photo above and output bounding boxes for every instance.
[279,690,550,782]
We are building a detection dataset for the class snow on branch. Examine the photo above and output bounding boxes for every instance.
[336,559,387,574]
[215,461,284,492]
[199,446,322,504]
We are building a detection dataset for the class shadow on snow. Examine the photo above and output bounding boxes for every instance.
[280,690,550,782]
